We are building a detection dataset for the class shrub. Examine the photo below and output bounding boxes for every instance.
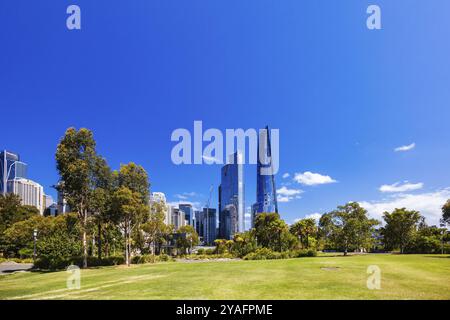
[291,249,317,258]
[243,248,281,260]
[132,254,174,264]
[196,248,205,255]
[34,255,126,270]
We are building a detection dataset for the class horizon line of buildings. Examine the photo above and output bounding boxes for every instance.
[2,125,278,245]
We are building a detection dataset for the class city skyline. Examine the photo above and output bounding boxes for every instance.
[1,1,450,227]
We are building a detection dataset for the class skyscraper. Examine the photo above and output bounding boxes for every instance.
[179,203,194,226]
[218,152,244,239]
[253,126,278,224]
[0,150,27,195]
[202,207,217,245]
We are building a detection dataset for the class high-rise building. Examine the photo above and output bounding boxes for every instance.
[179,203,194,226]
[0,150,27,195]
[253,126,278,224]
[218,152,244,239]
[202,207,217,245]
[194,210,203,237]
[7,178,44,215]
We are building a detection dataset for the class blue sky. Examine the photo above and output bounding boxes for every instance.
[1,0,449,226]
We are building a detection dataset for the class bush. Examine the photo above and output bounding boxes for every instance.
[34,255,126,270]
[183,253,235,260]
[132,254,174,264]
[204,249,215,255]
[196,248,205,255]
[243,248,317,260]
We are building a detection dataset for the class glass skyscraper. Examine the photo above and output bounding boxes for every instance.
[218,152,244,239]
[179,203,194,226]
[252,127,278,224]
[0,150,28,195]
[202,207,217,245]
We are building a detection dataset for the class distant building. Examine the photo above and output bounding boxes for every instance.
[1,150,27,195]
[202,207,217,245]
[171,207,186,230]
[179,203,194,226]
[194,210,203,237]
[253,126,278,224]
[218,152,245,239]
[57,189,71,214]
[7,178,44,215]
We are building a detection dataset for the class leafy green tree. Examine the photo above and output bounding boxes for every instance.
[254,213,298,251]
[55,127,106,268]
[290,218,318,248]
[442,200,450,225]
[319,202,379,255]
[381,208,421,253]
[111,186,148,266]
[176,225,199,254]
[231,231,257,257]
[142,200,166,255]
[0,194,39,256]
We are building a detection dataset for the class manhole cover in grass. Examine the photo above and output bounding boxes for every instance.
[320,266,340,271]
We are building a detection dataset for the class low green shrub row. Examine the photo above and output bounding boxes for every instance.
[0,257,34,264]
[243,248,317,260]
[34,255,125,270]
[131,254,173,264]
[182,253,235,260]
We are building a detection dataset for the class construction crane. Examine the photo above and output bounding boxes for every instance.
[204,185,213,246]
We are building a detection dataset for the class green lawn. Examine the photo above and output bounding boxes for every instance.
[1,254,449,300]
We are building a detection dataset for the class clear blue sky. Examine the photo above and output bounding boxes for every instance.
[1,1,449,226]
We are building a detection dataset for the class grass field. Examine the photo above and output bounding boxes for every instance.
[1,254,449,300]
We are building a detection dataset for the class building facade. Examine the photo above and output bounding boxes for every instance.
[202,207,217,245]
[218,152,244,239]
[7,178,44,215]
[1,150,27,195]
[179,203,194,227]
[253,126,278,224]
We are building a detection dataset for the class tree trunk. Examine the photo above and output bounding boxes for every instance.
[97,222,102,260]
[125,228,129,266]
[83,212,88,268]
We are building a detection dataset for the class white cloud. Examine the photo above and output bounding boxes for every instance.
[294,171,337,186]
[282,173,290,179]
[174,194,188,200]
[379,181,423,193]
[394,143,415,152]
[294,213,322,224]
[276,186,303,203]
[359,188,450,226]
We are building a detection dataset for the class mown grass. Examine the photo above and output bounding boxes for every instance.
[0,254,449,300]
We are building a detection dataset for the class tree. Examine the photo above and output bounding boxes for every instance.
[442,200,450,225]
[254,213,298,251]
[142,200,167,255]
[319,202,379,256]
[290,218,317,248]
[381,208,421,253]
[115,162,150,260]
[55,127,106,268]
[0,194,39,256]
[176,225,199,255]
[111,186,148,266]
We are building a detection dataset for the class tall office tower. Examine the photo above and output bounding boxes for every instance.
[202,207,217,245]
[218,152,245,240]
[7,178,44,215]
[0,150,27,195]
[179,203,194,226]
[254,126,278,222]
[194,210,203,237]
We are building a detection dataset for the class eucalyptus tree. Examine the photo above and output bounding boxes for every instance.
[56,127,107,268]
